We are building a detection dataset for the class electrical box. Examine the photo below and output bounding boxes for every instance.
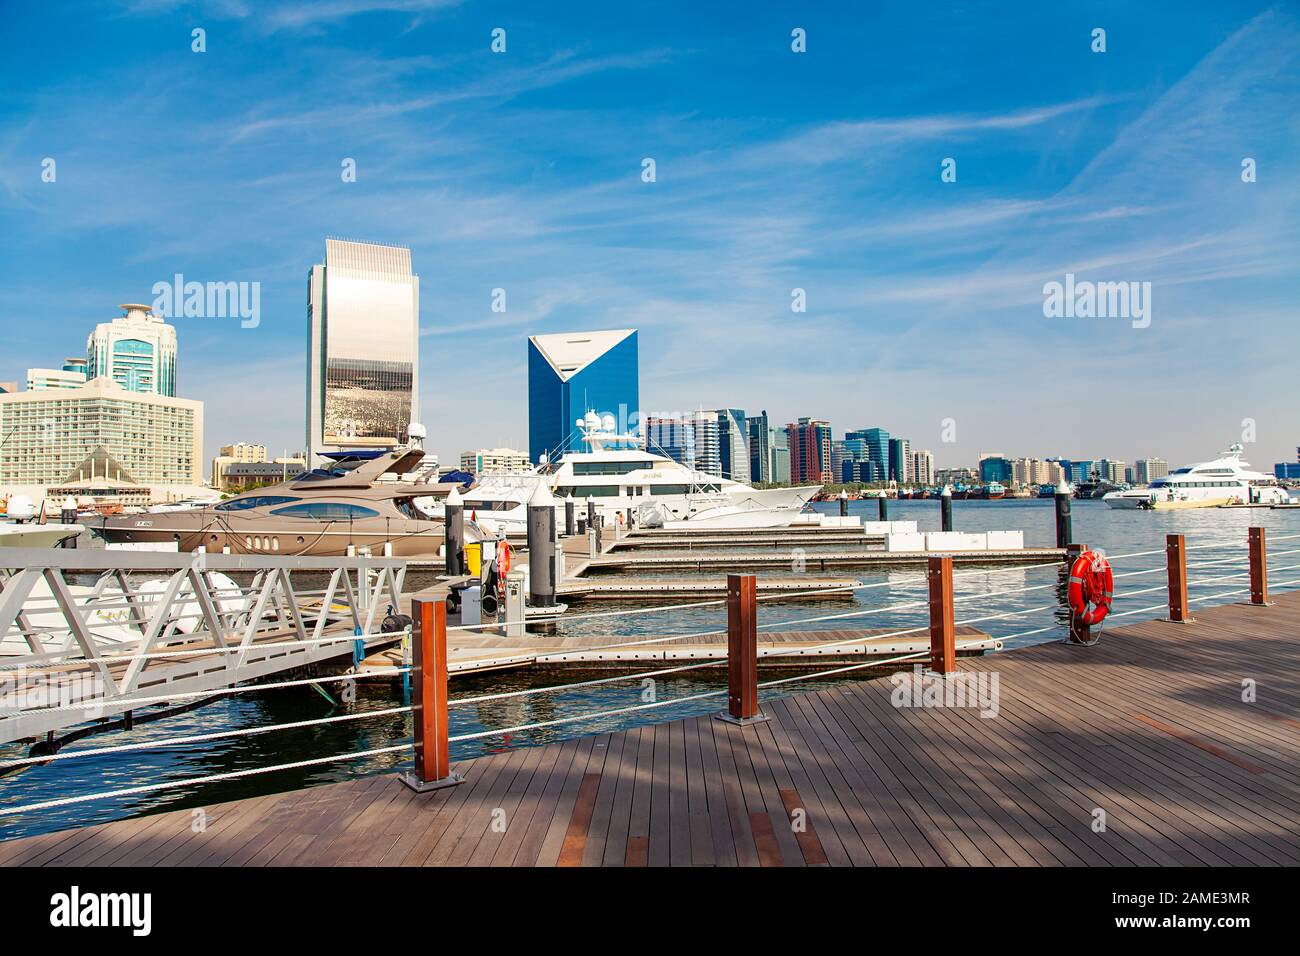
[504,571,525,638]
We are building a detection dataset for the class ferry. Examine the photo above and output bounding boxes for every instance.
[1103,444,1290,510]
[446,412,821,534]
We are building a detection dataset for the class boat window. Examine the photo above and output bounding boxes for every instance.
[216,495,301,511]
[269,503,381,520]
[463,500,522,512]
[554,485,621,497]
[572,461,658,476]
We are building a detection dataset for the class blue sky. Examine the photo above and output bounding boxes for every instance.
[1,0,1297,471]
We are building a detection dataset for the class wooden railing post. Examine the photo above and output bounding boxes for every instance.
[927,556,956,673]
[1249,527,1269,606]
[1166,534,1193,624]
[717,573,766,725]
[401,597,464,792]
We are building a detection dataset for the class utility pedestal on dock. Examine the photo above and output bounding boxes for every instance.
[718,573,766,725]
[401,597,464,792]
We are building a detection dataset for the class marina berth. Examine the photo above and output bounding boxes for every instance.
[437,411,821,534]
[96,445,479,558]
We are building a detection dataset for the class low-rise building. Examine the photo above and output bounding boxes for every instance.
[459,447,531,475]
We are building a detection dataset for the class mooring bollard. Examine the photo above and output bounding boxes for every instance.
[565,496,575,537]
[940,484,953,533]
[586,497,597,535]
[718,573,766,725]
[927,556,956,673]
[1249,527,1269,606]
[1166,533,1193,623]
[527,482,556,608]
[1054,478,1072,548]
[877,493,888,522]
[839,490,848,517]
[444,486,465,577]
[401,597,464,792]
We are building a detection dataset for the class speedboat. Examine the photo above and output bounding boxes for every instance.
[99,447,477,556]
[0,495,83,548]
[444,412,822,534]
[1103,444,1290,510]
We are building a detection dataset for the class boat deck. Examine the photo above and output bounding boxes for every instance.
[3,592,1297,866]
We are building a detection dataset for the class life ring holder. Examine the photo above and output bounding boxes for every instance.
[1066,549,1113,646]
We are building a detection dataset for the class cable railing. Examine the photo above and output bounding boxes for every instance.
[1,525,1297,823]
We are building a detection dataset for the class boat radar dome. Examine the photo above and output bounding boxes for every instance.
[600,413,617,432]
[406,422,427,449]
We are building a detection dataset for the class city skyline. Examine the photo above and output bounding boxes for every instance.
[2,2,1297,470]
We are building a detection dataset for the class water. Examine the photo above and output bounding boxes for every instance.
[3,498,1298,840]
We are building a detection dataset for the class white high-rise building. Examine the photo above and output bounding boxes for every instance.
[910,449,935,486]
[86,304,178,396]
[1135,458,1168,485]
[307,239,420,465]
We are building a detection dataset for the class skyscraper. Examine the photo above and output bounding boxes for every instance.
[888,437,912,483]
[714,408,749,482]
[645,412,720,476]
[747,410,772,483]
[786,418,832,484]
[86,304,178,396]
[847,428,889,480]
[527,329,638,464]
[306,239,420,465]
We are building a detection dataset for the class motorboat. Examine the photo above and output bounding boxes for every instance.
[0,495,83,548]
[1103,444,1290,510]
[98,447,477,556]
[443,412,822,534]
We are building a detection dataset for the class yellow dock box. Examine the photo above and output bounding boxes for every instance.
[466,542,482,577]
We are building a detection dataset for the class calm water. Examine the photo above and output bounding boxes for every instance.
[3,498,1298,840]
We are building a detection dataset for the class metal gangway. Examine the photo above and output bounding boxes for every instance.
[0,549,408,744]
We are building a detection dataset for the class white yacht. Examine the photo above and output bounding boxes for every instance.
[436,412,822,534]
[1103,444,1290,510]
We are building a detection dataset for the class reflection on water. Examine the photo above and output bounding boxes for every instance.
[2,499,1297,840]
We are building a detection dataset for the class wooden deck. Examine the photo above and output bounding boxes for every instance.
[3,592,1298,866]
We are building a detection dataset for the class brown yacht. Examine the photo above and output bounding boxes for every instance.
[100,449,475,557]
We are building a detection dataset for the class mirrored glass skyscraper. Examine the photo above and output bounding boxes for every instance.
[306,239,420,465]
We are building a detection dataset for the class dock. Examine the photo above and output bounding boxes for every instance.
[6,589,1296,866]
[582,548,1065,573]
[357,625,999,675]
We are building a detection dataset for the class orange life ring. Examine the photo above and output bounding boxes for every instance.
[1068,550,1113,625]
[498,539,511,576]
